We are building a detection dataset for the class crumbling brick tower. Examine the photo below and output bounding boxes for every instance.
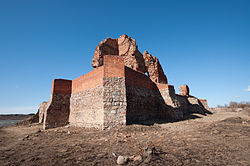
[38,35,210,130]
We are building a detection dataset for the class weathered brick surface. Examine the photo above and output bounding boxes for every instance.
[103,55,125,78]
[52,79,72,94]
[125,67,156,90]
[72,66,104,93]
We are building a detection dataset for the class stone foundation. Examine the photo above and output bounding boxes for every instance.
[126,85,161,124]
[69,86,103,128]
[103,77,127,129]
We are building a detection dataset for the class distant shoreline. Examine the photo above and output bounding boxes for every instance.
[0,114,34,120]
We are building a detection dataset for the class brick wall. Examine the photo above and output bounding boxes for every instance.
[126,85,162,124]
[125,67,163,124]
[125,67,185,122]
[69,55,127,129]
[102,55,127,129]
[125,67,157,90]
[52,79,72,94]
[103,55,125,77]
[72,66,104,93]
[69,66,104,128]
[43,79,72,129]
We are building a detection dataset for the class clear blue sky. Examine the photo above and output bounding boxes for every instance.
[0,0,249,114]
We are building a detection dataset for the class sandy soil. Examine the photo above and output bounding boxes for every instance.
[0,109,249,166]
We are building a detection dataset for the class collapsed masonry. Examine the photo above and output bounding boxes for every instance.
[37,34,210,130]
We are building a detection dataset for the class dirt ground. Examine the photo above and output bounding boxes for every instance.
[0,109,249,166]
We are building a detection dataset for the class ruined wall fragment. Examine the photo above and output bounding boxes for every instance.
[179,84,190,96]
[38,101,48,123]
[43,79,72,129]
[143,51,168,84]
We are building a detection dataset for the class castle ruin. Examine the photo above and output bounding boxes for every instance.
[38,35,210,130]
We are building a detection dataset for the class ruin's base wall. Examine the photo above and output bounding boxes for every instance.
[126,85,161,124]
[103,77,126,129]
[69,66,104,128]
[43,79,72,129]
[43,93,71,129]
[70,86,104,128]
[176,95,190,114]
[125,67,171,123]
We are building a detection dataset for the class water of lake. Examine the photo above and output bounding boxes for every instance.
[0,120,22,127]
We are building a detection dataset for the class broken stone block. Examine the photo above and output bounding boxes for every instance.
[179,84,190,96]
[143,51,168,84]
